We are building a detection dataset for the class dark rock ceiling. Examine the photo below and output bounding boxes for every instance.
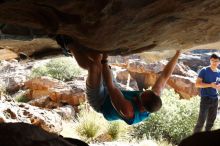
[0,0,220,56]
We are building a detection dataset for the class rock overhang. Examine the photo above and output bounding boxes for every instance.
[0,0,220,57]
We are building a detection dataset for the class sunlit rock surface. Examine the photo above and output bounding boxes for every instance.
[0,100,62,133]
[24,76,85,106]
[126,59,198,99]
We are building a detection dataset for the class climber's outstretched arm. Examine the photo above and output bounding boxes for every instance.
[152,50,181,96]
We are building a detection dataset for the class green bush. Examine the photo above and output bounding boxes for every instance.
[107,121,121,140]
[30,57,84,81]
[31,66,48,77]
[73,104,129,142]
[130,88,200,144]
[15,94,30,103]
[73,107,107,142]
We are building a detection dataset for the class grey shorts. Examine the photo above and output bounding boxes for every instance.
[86,76,120,112]
[86,81,108,112]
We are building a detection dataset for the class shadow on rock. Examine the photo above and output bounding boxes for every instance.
[179,129,220,146]
[0,122,88,146]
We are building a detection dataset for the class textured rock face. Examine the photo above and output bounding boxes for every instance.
[112,66,139,90]
[0,39,60,60]
[0,100,62,133]
[0,60,31,93]
[127,59,198,99]
[0,49,18,60]
[24,76,85,106]
[180,52,211,72]
[1,0,220,55]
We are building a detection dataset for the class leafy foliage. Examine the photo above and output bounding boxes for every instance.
[130,88,200,144]
[30,57,84,81]
[15,94,30,103]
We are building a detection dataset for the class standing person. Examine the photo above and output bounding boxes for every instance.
[56,35,181,125]
[194,54,220,133]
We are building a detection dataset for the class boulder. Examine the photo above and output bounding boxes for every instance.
[0,100,62,133]
[0,38,59,60]
[179,129,220,146]
[0,60,31,94]
[54,105,76,120]
[179,52,211,72]
[0,49,18,60]
[167,75,198,99]
[111,66,139,90]
[1,1,220,55]
[127,59,199,99]
[0,122,89,146]
[28,96,63,109]
[24,76,85,106]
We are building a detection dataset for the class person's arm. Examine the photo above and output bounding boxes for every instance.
[195,77,217,88]
[152,50,181,96]
[101,54,134,119]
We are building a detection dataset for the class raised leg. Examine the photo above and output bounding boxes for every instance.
[68,43,102,88]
